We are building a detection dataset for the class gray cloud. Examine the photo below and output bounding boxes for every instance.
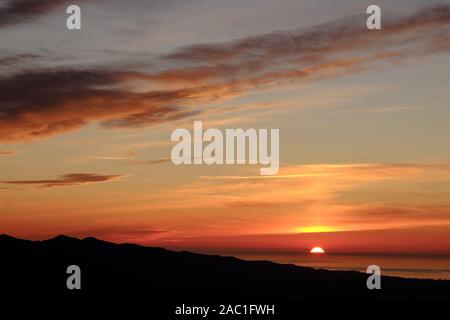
[0,0,82,28]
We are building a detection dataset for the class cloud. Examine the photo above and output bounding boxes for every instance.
[88,156,131,160]
[139,162,450,234]
[1,5,449,143]
[26,225,175,243]
[343,205,450,224]
[0,0,80,28]
[206,163,446,180]
[140,163,440,211]
[156,5,450,89]
[224,200,280,208]
[165,5,450,63]
[0,150,15,156]
[1,173,124,188]
[88,151,136,160]
[150,225,450,254]
[0,0,193,28]
[0,68,206,142]
[131,157,172,165]
[0,51,42,67]
[66,226,172,241]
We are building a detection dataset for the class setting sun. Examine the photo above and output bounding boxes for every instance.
[310,247,325,254]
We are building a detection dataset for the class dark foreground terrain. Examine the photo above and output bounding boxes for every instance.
[1,234,449,301]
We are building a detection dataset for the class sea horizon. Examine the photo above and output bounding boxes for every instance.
[188,249,450,280]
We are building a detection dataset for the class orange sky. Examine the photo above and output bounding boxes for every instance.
[1,1,450,255]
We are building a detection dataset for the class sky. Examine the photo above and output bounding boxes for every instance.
[1,0,450,255]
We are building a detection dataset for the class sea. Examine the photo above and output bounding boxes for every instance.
[213,251,450,280]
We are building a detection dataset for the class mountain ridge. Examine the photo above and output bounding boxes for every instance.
[0,234,449,301]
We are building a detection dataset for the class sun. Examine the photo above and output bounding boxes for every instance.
[310,246,325,254]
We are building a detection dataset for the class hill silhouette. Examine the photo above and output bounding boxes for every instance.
[0,234,449,301]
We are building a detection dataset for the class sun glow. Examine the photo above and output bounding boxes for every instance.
[310,247,325,254]
[297,226,337,233]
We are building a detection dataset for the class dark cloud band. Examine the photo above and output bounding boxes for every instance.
[1,173,124,188]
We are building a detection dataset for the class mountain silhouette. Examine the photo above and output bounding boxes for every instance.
[1,234,449,302]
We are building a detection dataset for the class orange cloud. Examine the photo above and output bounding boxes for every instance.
[149,226,450,254]
[124,162,450,236]
[1,5,449,143]
[65,226,173,243]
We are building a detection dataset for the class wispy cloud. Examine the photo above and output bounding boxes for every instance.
[0,150,15,156]
[88,151,136,160]
[165,5,450,62]
[0,5,449,143]
[131,157,171,165]
[0,0,82,28]
[129,162,450,235]
[1,173,124,188]
[66,226,173,242]
[0,51,42,67]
